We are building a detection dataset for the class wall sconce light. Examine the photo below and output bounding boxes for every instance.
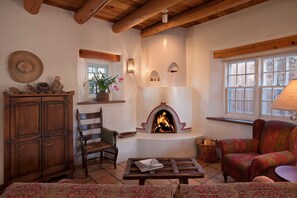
[127,59,135,74]
[162,10,168,23]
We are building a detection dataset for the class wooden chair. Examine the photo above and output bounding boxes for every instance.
[76,108,118,177]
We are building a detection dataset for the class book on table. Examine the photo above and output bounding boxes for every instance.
[134,158,164,172]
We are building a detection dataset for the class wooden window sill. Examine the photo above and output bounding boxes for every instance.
[77,100,125,105]
[206,117,253,125]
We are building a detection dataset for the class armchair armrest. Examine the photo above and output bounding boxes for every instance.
[218,139,259,156]
[101,127,118,146]
[250,151,296,180]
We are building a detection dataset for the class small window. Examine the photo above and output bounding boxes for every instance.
[87,63,109,98]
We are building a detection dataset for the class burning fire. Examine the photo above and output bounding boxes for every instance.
[153,111,175,133]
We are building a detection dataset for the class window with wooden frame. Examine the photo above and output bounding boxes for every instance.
[225,52,297,118]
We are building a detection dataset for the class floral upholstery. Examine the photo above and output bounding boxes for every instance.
[3,181,297,198]
[175,183,297,198]
[1,182,173,198]
[218,119,297,182]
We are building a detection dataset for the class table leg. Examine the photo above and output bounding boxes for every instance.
[179,178,189,184]
[139,179,146,185]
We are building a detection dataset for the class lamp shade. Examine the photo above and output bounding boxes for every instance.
[271,79,297,111]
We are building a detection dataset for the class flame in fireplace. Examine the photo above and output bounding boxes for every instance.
[153,111,175,133]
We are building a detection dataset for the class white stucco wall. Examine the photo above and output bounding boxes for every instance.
[0,0,141,185]
[186,0,297,140]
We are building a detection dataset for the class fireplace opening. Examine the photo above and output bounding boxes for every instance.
[152,110,176,133]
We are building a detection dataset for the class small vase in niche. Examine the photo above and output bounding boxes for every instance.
[96,91,109,102]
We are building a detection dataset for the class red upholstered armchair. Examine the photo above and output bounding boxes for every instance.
[218,119,297,182]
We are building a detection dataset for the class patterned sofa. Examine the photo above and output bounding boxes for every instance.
[2,180,297,198]
[218,119,297,182]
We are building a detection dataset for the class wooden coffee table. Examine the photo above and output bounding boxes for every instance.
[123,157,204,185]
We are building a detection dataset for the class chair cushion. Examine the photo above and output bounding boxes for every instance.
[86,141,114,154]
[259,121,295,154]
[223,153,259,182]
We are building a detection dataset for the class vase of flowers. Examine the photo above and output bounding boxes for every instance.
[84,71,124,102]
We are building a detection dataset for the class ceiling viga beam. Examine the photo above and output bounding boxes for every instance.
[140,0,264,38]
[112,0,183,34]
[74,0,111,24]
[24,0,43,15]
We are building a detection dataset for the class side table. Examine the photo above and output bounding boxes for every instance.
[275,165,297,182]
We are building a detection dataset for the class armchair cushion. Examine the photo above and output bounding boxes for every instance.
[259,121,296,154]
[223,153,259,182]
[101,127,118,146]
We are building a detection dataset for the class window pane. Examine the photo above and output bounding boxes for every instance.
[262,101,272,115]
[263,73,273,86]
[262,88,272,101]
[246,61,255,74]
[263,59,273,72]
[236,88,244,100]
[228,101,236,113]
[275,72,285,85]
[273,87,283,100]
[229,64,237,75]
[275,57,286,71]
[228,76,236,86]
[246,74,255,86]
[245,88,253,100]
[245,101,254,114]
[228,88,235,100]
[236,101,244,113]
[237,63,245,74]
[237,75,245,86]
[287,71,297,82]
[288,56,297,70]
[272,109,283,116]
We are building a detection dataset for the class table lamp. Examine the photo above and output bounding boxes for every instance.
[271,79,297,120]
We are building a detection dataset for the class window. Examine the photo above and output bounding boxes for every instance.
[86,62,109,98]
[225,52,297,118]
[226,60,256,115]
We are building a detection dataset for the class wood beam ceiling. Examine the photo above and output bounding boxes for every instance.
[74,0,111,24]
[140,0,261,38]
[112,0,183,34]
[24,0,43,15]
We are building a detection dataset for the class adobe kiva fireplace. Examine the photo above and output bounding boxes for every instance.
[137,103,191,133]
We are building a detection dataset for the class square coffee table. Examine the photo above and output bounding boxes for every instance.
[123,157,204,185]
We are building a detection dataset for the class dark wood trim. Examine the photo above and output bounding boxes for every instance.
[77,100,125,105]
[79,49,121,62]
[213,34,297,59]
[206,117,253,125]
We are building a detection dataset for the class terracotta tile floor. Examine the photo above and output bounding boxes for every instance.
[72,159,236,185]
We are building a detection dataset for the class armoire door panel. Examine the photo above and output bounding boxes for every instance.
[42,97,66,135]
[42,135,68,176]
[11,138,41,181]
[11,97,41,139]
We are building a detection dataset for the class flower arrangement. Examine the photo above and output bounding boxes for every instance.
[84,71,124,93]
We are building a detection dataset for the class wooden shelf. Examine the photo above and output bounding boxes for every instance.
[206,117,253,125]
[77,100,125,105]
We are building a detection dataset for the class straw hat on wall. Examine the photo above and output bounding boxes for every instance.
[8,51,43,83]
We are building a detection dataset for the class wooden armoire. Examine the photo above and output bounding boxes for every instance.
[3,91,74,185]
